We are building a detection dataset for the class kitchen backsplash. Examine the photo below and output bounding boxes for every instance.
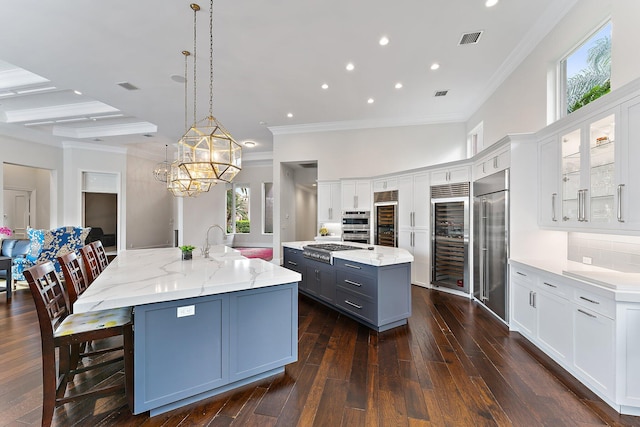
[568,232,640,273]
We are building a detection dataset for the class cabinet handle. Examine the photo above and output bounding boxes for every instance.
[543,282,557,288]
[482,163,485,174]
[493,156,498,169]
[411,212,415,227]
[516,271,527,277]
[577,308,597,318]
[582,189,588,222]
[532,292,536,308]
[344,263,362,270]
[344,279,362,287]
[577,190,583,222]
[329,207,332,220]
[618,184,625,223]
[551,193,557,222]
[579,296,600,305]
[529,291,533,307]
[287,261,298,266]
[345,300,362,310]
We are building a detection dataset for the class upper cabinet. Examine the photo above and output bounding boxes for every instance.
[430,165,470,185]
[538,82,640,233]
[317,181,341,223]
[341,180,372,211]
[373,178,398,192]
[473,143,510,181]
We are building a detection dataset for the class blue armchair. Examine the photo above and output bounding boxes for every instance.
[0,238,31,282]
[13,226,90,281]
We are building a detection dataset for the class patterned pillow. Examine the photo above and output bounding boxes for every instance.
[26,227,44,263]
[37,226,92,273]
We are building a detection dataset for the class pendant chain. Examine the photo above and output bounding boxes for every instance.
[209,0,214,118]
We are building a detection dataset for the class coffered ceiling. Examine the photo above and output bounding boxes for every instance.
[0,0,574,159]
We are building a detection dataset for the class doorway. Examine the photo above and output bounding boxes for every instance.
[2,189,32,238]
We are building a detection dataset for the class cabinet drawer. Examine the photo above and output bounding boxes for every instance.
[573,288,615,319]
[537,275,570,299]
[510,266,534,285]
[335,288,376,323]
[336,270,376,299]
[334,258,375,276]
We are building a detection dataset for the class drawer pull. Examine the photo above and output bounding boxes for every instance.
[287,261,298,266]
[579,296,600,305]
[344,279,362,287]
[344,263,362,270]
[543,282,557,288]
[516,271,527,277]
[345,300,362,310]
[577,308,597,318]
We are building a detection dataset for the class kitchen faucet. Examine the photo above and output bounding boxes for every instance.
[203,224,225,258]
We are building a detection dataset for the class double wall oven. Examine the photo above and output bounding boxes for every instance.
[342,211,370,244]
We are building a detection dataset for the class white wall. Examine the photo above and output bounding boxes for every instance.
[295,186,317,241]
[611,0,640,89]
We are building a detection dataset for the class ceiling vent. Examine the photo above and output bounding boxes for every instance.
[117,82,140,91]
[459,31,483,45]
[299,162,317,169]
[434,90,449,97]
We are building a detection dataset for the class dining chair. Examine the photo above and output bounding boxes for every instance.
[80,244,101,284]
[57,251,90,310]
[24,261,133,427]
[90,240,110,272]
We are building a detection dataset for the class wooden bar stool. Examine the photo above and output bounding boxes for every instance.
[24,261,133,427]
[57,251,90,310]
[80,244,101,284]
[90,240,110,272]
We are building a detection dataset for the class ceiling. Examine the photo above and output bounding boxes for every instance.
[0,0,573,161]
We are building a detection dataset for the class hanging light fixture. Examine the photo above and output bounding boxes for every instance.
[152,144,171,183]
[177,0,242,186]
[167,49,210,197]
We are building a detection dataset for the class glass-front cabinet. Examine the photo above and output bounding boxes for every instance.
[559,112,617,227]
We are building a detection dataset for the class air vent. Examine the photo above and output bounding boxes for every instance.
[299,162,317,169]
[117,82,140,91]
[434,90,449,97]
[431,182,470,199]
[459,31,483,45]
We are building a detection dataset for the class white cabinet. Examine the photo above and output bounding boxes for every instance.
[617,303,640,408]
[430,165,470,185]
[536,283,572,364]
[538,137,561,227]
[618,96,640,230]
[510,268,537,337]
[473,144,510,180]
[341,180,371,211]
[317,181,341,223]
[373,178,398,192]
[397,172,430,286]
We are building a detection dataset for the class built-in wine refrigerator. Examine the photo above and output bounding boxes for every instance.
[431,182,470,293]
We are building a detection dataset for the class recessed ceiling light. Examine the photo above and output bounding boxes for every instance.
[74,90,82,95]
[395,82,403,89]
[244,141,256,147]
[170,74,186,83]
[321,83,329,90]
[259,121,268,125]
[346,63,355,71]
[379,36,389,46]
[287,113,293,118]
[485,0,499,7]
[430,63,440,70]
[367,98,374,104]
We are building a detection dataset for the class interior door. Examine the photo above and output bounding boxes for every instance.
[3,189,31,238]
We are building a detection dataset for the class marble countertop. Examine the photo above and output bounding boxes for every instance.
[282,241,414,266]
[74,246,302,313]
[509,257,640,294]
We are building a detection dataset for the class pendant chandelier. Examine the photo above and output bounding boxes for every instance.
[152,144,171,183]
[177,0,242,188]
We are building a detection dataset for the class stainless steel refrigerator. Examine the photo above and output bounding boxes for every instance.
[473,170,509,321]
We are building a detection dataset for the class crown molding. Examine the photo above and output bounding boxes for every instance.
[1,101,119,123]
[53,121,157,138]
[464,0,579,119]
[62,141,127,154]
[268,113,466,136]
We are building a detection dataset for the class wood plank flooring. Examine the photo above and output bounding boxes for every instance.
[2,285,640,426]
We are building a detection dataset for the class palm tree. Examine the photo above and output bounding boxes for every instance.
[567,34,611,113]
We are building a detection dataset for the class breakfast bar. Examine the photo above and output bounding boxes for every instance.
[74,246,301,416]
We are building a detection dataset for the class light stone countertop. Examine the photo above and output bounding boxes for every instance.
[282,241,414,266]
[74,246,302,313]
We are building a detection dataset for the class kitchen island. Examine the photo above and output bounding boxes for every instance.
[74,246,301,417]
[282,241,413,332]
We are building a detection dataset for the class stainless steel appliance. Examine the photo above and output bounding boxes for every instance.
[431,182,470,293]
[473,170,509,321]
[302,243,362,264]
[342,211,370,244]
[374,190,398,247]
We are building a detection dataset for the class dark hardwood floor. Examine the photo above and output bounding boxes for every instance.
[2,284,639,426]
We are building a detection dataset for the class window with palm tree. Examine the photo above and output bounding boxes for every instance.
[563,22,611,115]
[226,184,250,234]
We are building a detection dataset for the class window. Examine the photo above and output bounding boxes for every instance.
[263,182,274,234]
[561,22,611,115]
[226,184,250,234]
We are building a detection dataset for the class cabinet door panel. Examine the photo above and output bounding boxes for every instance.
[510,278,536,337]
[413,173,430,228]
[537,291,572,363]
[621,97,640,229]
[539,137,560,227]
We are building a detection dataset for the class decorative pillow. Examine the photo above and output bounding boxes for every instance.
[37,226,92,273]
[26,227,44,263]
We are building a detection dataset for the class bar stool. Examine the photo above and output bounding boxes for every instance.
[90,240,110,272]
[80,244,101,284]
[24,261,133,427]
[58,251,90,310]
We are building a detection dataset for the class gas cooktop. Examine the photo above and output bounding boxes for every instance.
[304,243,362,252]
[302,243,363,264]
